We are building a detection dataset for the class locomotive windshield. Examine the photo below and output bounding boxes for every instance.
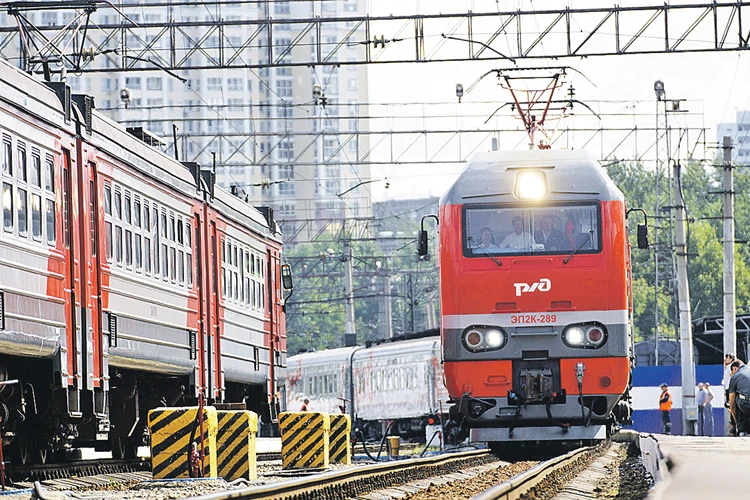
[463,202,601,257]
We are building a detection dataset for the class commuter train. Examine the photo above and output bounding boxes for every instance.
[0,58,290,464]
[284,333,450,439]
[422,150,636,449]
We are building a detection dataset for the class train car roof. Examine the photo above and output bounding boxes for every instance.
[0,58,72,132]
[353,337,440,359]
[0,58,279,242]
[441,149,624,206]
[287,346,358,366]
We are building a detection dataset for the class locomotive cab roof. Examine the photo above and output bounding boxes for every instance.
[441,149,624,206]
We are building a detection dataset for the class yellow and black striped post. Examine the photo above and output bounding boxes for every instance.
[216,410,258,480]
[279,411,330,469]
[148,406,218,479]
[328,414,351,465]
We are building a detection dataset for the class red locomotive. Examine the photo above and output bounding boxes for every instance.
[0,59,290,463]
[420,150,643,448]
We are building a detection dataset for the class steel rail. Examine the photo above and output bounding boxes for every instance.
[189,448,491,500]
[471,446,592,500]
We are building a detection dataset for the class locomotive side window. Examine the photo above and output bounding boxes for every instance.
[45,155,55,245]
[464,202,601,257]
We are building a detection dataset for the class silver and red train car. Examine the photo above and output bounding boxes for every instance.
[425,150,635,447]
[0,58,289,463]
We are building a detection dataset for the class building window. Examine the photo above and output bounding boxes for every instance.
[125,76,141,89]
[146,77,162,90]
[276,80,293,97]
[274,1,290,14]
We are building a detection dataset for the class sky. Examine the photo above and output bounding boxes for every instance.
[361,0,750,200]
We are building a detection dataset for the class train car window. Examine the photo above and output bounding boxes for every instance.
[104,184,111,215]
[222,266,227,299]
[125,229,132,267]
[169,247,176,282]
[45,199,55,245]
[153,206,160,276]
[251,254,255,275]
[186,253,193,287]
[143,204,150,231]
[178,250,184,285]
[463,202,601,257]
[135,235,142,271]
[261,283,265,310]
[239,252,244,304]
[17,188,27,237]
[45,155,54,193]
[233,269,239,299]
[169,214,175,242]
[104,220,112,261]
[160,211,167,238]
[31,152,41,188]
[144,237,151,274]
[134,199,141,228]
[31,194,41,241]
[124,193,131,225]
[161,243,168,279]
[177,219,183,245]
[185,222,191,247]
[252,281,256,308]
[244,276,250,306]
[17,143,26,182]
[2,182,12,232]
[114,189,121,220]
[2,138,11,177]
[115,226,123,264]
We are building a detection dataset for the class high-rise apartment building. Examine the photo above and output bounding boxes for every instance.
[717,110,750,165]
[0,1,372,243]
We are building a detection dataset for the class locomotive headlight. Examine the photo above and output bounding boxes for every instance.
[563,326,585,345]
[485,329,505,348]
[462,326,507,352]
[514,170,547,199]
[464,329,483,349]
[562,323,608,349]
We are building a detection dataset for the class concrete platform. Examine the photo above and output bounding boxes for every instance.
[640,434,750,499]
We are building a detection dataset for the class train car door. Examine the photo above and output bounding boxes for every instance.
[62,149,82,416]
[267,248,281,422]
[85,161,107,417]
[193,211,207,399]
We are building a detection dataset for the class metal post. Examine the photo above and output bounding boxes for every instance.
[673,162,696,435]
[343,240,356,340]
[722,136,736,435]
[723,136,736,358]
[383,262,393,338]
[654,97,662,366]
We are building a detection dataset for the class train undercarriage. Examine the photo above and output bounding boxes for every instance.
[0,357,273,464]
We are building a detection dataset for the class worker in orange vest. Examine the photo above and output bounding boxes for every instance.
[659,383,672,434]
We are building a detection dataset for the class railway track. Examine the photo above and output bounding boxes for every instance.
[189,449,494,500]
[7,457,151,484]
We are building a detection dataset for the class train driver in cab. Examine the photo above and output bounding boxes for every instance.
[499,216,532,251]
[534,214,565,251]
[472,227,500,254]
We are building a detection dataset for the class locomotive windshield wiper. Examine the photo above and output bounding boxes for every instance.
[562,230,594,265]
[468,237,503,267]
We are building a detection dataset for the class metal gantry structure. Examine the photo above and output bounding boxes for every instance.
[4,1,750,73]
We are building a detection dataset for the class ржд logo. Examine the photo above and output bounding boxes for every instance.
[513,278,551,297]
